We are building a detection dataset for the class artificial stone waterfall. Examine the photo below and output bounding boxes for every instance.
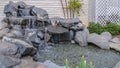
[1,1,87,58]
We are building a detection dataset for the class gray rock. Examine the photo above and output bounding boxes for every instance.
[49,17,64,26]
[12,25,22,30]
[110,37,120,44]
[70,23,85,31]
[43,60,65,68]
[0,55,20,68]
[29,33,37,42]
[2,36,36,56]
[0,40,18,56]
[4,1,17,17]
[18,6,33,17]
[44,33,51,43]
[24,29,38,43]
[101,32,112,41]
[8,17,24,25]
[109,42,120,52]
[60,18,80,28]
[0,22,8,30]
[14,57,47,68]
[10,29,23,37]
[34,37,41,44]
[27,31,41,44]
[47,26,68,34]
[69,30,74,40]
[5,33,16,38]
[87,33,110,49]
[75,28,89,46]
[15,1,27,9]
[0,28,9,38]
[24,29,37,37]
[37,31,44,39]
[115,61,120,68]
[31,7,49,19]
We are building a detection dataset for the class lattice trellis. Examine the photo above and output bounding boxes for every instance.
[95,0,120,25]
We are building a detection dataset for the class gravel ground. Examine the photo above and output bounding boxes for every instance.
[37,43,120,68]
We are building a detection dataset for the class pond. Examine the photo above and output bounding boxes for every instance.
[35,43,120,68]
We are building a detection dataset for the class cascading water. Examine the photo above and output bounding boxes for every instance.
[3,0,87,63]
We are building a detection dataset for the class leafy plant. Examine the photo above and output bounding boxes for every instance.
[67,0,83,16]
[87,22,104,34]
[87,22,120,35]
[66,58,69,68]
[65,56,93,68]
[104,22,120,35]
[80,56,86,68]
[20,64,22,68]
[88,62,93,68]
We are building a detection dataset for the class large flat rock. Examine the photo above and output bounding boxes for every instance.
[0,28,9,38]
[2,36,36,56]
[0,55,20,68]
[0,40,18,56]
[87,33,110,49]
[47,26,68,34]
[101,32,112,41]
[0,22,8,30]
[109,42,120,52]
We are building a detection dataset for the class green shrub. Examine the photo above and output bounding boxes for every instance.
[104,22,120,35]
[65,56,93,68]
[87,22,120,35]
[87,22,104,34]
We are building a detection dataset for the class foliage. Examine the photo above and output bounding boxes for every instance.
[80,56,86,68]
[20,64,22,68]
[87,22,120,35]
[66,58,69,68]
[87,22,104,34]
[67,0,83,15]
[65,56,93,68]
[88,62,93,68]
[104,22,120,35]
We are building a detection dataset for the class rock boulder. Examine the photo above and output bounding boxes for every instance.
[0,55,20,68]
[0,28,9,38]
[101,32,112,41]
[0,40,18,56]
[0,22,8,30]
[110,37,120,44]
[14,57,47,68]
[87,33,110,49]
[109,42,120,52]
[75,28,89,46]
[2,36,36,56]
[43,60,65,68]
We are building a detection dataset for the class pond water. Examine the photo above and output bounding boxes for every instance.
[36,43,120,68]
